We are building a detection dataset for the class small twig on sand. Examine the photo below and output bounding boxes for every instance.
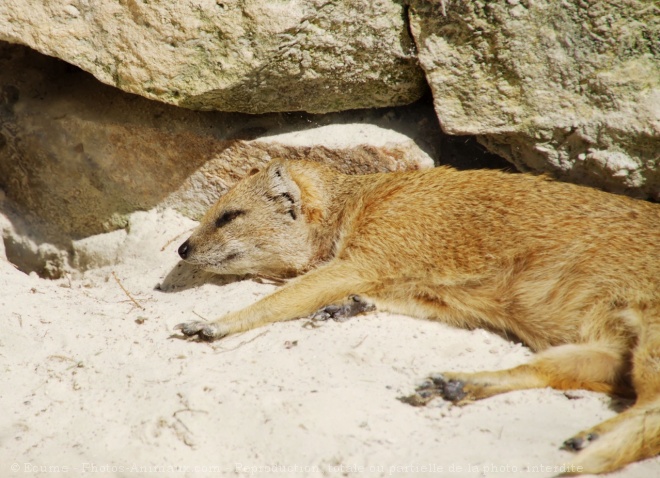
[352,335,368,349]
[214,330,269,353]
[112,271,145,310]
[48,354,76,363]
[173,408,209,433]
[172,408,208,448]
[192,310,209,321]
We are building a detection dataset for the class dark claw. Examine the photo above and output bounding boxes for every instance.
[174,322,218,340]
[442,379,467,402]
[322,304,342,315]
[416,380,434,391]
[310,311,332,321]
[347,295,377,316]
[417,389,435,399]
[430,374,447,386]
[562,433,599,451]
[421,374,467,402]
[402,374,468,407]
[310,295,376,322]
[397,393,434,407]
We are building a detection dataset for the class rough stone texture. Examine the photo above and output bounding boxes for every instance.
[164,123,436,219]
[1,215,71,279]
[0,0,426,114]
[0,43,435,242]
[410,0,660,200]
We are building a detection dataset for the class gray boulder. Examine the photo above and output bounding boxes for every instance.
[0,0,425,114]
[410,0,659,200]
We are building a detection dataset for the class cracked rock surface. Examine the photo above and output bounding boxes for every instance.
[0,0,425,114]
[410,0,659,200]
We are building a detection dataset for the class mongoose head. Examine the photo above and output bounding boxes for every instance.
[178,159,325,277]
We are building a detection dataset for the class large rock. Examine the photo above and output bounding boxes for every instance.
[0,0,425,114]
[163,123,437,220]
[410,0,660,200]
[0,43,435,242]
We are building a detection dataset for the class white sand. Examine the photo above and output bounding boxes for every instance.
[1,208,658,478]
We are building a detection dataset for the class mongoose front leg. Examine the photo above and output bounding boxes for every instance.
[175,260,373,340]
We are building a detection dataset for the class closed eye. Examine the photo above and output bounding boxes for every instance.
[215,210,245,228]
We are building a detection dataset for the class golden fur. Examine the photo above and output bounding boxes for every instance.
[176,159,660,474]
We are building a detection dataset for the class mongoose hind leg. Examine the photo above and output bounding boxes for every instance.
[562,316,660,474]
[175,260,371,340]
[403,343,631,405]
[403,341,660,475]
[559,398,660,475]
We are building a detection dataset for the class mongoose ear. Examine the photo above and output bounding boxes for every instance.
[266,163,303,220]
[248,167,260,177]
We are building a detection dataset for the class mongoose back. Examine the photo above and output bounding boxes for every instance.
[175,159,660,474]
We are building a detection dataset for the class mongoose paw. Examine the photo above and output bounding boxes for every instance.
[174,321,227,341]
[398,374,468,406]
[423,373,468,402]
[561,432,599,452]
[310,295,376,322]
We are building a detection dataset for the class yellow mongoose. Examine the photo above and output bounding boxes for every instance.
[175,159,660,474]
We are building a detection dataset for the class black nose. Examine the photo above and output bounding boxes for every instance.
[178,240,190,259]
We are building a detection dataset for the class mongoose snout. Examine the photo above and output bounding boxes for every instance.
[177,239,190,260]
